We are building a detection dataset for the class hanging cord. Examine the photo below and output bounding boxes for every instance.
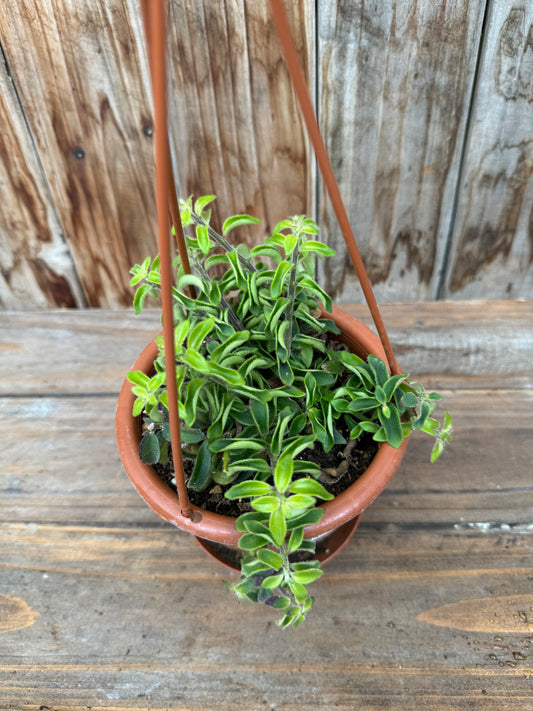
[141,0,195,300]
[268,0,400,376]
[143,0,194,521]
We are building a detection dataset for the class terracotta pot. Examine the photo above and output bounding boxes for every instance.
[116,306,408,557]
[193,514,362,572]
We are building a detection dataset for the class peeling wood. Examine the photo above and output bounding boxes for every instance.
[0,40,85,308]
[0,0,158,307]
[317,0,486,302]
[443,5,533,299]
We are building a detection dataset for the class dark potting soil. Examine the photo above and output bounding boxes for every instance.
[153,429,379,518]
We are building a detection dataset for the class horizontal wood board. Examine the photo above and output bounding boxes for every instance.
[1,303,533,708]
[1,300,531,395]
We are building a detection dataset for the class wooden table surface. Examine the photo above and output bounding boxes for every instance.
[1,301,532,710]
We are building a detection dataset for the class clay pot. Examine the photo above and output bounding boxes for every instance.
[116,306,407,566]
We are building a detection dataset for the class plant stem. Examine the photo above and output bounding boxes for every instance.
[283,232,302,360]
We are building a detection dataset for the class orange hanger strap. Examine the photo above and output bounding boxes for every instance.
[268,0,400,375]
[141,0,195,299]
[144,0,193,520]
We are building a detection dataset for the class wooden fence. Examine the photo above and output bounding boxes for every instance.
[0,0,531,309]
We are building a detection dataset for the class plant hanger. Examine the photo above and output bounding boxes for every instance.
[140,0,401,522]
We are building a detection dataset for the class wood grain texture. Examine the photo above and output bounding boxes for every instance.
[0,0,157,307]
[1,300,531,396]
[443,4,533,300]
[0,43,85,309]
[167,0,314,240]
[1,303,532,708]
[317,0,487,302]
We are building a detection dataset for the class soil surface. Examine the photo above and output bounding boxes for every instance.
[154,428,379,517]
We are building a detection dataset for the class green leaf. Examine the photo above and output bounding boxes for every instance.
[234,511,270,532]
[238,534,269,551]
[272,596,291,609]
[257,548,284,571]
[251,496,281,513]
[430,439,445,462]
[183,379,205,427]
[208,362,245,387]
[285,506,324,530]
[288,580,308,603]
[183,350,208,372]
[179,427,205,444]
[412,400,432,430]
[226,250,247,290]
[194,194,216,214]
[226,458,270,473]
[284,233,299,255]
[188,317,215,351]
[378,403,403,448]
[348,397,380,413]
[127,370,150,388]
[242,520,275,543]
[279,435,316,460]
[261,573,284,589]
[195,224,211,254]
[400,391,419,408]
[133,283,152,315]
[291,569,323,584]
[300,240,336,257]
[225,480,272,500]
[384,374,407,399]
[139,433,160,464]
[274,455,293,494]
[209,438,265,454]
[266,297,289,333]
[289,479,334,500]
[188,440,211,491]
[297,276,332,312]
[269,508,287,546]
[175,319,190,348]
[178,273,204,294]
[367,355,390,387]
[270,261,292,300]
[288,526,304,553]
[250,399,269,435]
[286,494,316,510]
[210,331,250,362]
[250,244,283,264]
[222,214,260,236]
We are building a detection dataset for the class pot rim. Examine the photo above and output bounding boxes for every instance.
[116,306,407,546]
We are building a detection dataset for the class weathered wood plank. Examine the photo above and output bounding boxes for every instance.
[1,523,532,708]
[1,301,531,395]
[1,303,532,708]
[0,0,158,307]
[0,37,85,308]
[317,0,487,302]
[1,388,532,526]
[443,5,533,300]
[167,0,315,237]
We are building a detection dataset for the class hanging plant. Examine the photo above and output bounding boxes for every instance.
[122,195,452,628]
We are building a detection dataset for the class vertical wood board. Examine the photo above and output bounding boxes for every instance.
[0,43,85,308]
[443,4,533,299]
[166,0,315,243]
[317,0,486,302]
[0,0,158,307]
